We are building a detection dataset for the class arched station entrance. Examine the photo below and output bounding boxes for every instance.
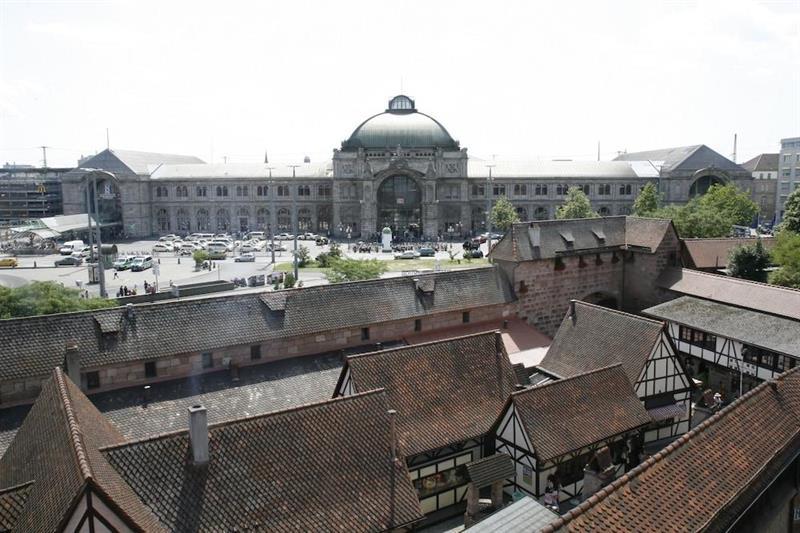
[377,175,422,238]
[689,175,725,197]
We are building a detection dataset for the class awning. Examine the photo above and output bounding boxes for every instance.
[648,402,687,422]
[40,214,100,233]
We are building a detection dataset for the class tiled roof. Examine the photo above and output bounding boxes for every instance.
[490,216,672,262]
[0,368,163,532]
[545,367,800,532]
[0,267,514,383]
[341,332,519,456]
[614,145,745,174]
[741,153,779,172]
[0,481,33,532]
[644,296,800,357]
[149,161,333,180]
[510,365,651,462]
[103,390,424,532]
[657,268,800,321]
[681,237,775,269]
[539,301,664,385]
[466,453,515,489]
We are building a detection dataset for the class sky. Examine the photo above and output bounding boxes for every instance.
[1,0,798,168]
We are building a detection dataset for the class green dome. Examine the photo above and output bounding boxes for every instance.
[342,95,459,150]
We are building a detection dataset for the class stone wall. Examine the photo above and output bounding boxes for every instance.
[622,229,682,313]
[0,303,512,406]
[510,252,625,337]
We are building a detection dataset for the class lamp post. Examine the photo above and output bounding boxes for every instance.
[266,166,275,264]
[79,168,115,298]
[288,164,300,282]
[485,164,495,251]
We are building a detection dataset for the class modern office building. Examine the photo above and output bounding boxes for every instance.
[776,137,800,224]
[0,164,68,226]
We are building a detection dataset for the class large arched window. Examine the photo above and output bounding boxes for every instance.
[196,209,210,231]
[689,175,725,197]
[298,207,312,231]
[257,185,268,197]
[515,206,528,221]
[176,208,190,232]
[216,185,228,197]
[377,176,422,237]
[155,186,168,198]
[471,205,486,232]
[237,207,250,232]
[256,208,269,230]
[277,208,291,231]
[598,206,611,216]
[156,208,170,232]
[533,206,549,220]
[317,205,331,233]
[216,208,230,232]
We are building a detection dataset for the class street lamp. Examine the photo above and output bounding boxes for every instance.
[78,168,115,298]
[266,166,275,264]
[485,164,495,251]
[288,164,300,282]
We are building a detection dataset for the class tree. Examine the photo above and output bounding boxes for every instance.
[490,197,520,231]
[556,187,598,219]
[655,200,731,239]
[192,249,209,267]
[326,258,387,283]
[0,281,116,319]
[769,230,800,288]
[315,243,343,268]
[697,184,758,227]
[633,183,660,216]
[293,245,311,267]
[283,272,296,288]
[728,240,771,282]
[780,188,800,233]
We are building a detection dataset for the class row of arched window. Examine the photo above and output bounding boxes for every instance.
[154,206,333,232]
[154,184,334,199]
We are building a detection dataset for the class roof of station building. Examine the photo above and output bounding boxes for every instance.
[148,161,333,179]
[341,95,460,150]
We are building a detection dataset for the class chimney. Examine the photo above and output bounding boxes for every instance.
[388,409,397,462]
[188,405,209,464]
[64,341,81,386]
[530,225,541,248]
[569,299,577,324]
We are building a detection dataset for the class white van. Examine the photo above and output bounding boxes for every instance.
[246,231,266,240]
[130,255,154,271]
[59,240,85,255]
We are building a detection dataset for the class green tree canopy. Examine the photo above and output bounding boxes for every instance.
[0,281,116,319]
[326,258,388,283]
[556,187,599,220]
[768,230,800,289]
[728,240,771,283]
[632,182,660,216]
[697,184,758,227]
[780,188,800,233]
[490,197,521,231]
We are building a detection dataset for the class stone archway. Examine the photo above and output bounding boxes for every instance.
[583,291,619,309]
[689,174,726,197]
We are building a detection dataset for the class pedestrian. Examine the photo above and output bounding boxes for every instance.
[113,271,118,279]
[144,281,149,292]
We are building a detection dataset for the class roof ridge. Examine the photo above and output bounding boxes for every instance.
[100,388,388,452]
[512,363,624,397]
[514,216,626,227]
[681,268,800,294]
[346,330,499,361]
[543,366,800,532]
[0,480,35,496]
[53,367,94,483]
[571,300,664,327]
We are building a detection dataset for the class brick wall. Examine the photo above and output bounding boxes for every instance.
[0,303,511,406]
[511,252,624,337]
[622,229,681,313]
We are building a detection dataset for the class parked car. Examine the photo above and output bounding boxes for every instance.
[239,243,257,253]
[113,256,135,270]
[300,232,318,240]
[159,234,179,242]
[152,243,172,253]
[55,255,83,267]
[465,249,484,259]
[266,243,287,252]
[130,255,154,271]
[275,233,294,240]
[235,253,256,262]
[394,250,421,260]
[418,247,435,257]
[247,274,266,287]
[0,257,18,268]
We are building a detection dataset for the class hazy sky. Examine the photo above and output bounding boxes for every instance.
[1,0,798,168]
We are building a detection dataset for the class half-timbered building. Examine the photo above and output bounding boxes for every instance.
[493,365,651,504]
[645,295,800,396]
[333,332,521,515]
[536,300,693,444]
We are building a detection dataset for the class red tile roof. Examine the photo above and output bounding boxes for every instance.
[510,365,651,462]
[341,332,519,456]
[539,301,665,385]
[681,237,775,270]
[103,390,424,532]
[0,368,164,532]
[545,367,800,532]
